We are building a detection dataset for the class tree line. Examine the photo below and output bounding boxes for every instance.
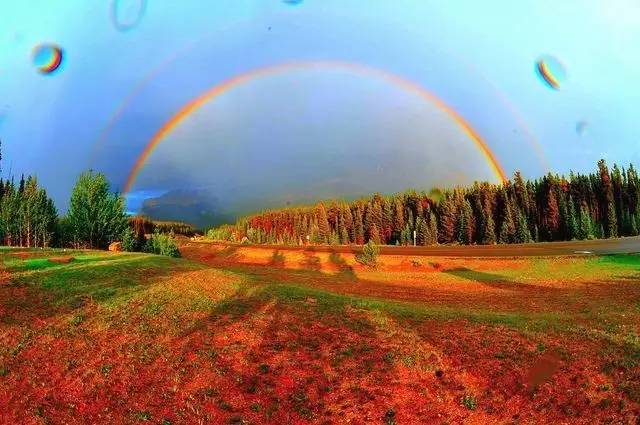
[129,216,196,237]
[0,143,179,255]
[208,160,640,246]
[0,169,128,249]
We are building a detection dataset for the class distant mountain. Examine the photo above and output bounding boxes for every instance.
[139,190,234,228]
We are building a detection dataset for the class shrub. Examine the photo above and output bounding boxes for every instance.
[121,227,147,252]
[461,394,477,410]
[144,231,181,258]
[121,227,137,252]
[355,240,379,267]
[207,225,234,241]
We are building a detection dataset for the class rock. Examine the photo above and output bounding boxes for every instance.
[108,242,122,252]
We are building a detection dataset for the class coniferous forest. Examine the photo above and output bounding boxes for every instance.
[209,160,640,246]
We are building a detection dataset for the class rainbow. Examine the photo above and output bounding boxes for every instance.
[123,61,508,193]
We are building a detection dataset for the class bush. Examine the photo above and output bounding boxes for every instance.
[207,225,234,241]
[121,227,147,252]
[121,227,137,252]
[355,240,379,267]
[144,231,181,258]
[461,394,477,410]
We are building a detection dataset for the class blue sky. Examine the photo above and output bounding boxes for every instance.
[1,0,639,220]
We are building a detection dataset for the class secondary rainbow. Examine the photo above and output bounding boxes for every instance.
[124,61,508,193]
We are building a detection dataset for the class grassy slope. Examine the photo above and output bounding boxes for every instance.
[0,249,639,423]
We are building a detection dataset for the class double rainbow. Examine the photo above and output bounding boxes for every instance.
[123,61,508,193]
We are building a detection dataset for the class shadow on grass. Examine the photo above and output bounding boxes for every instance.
[299,251,321,272]
[443,267,550,293]
[215,246,240,261]
[328,251,356,280]
[0,254,184,322]
[269,250,286,268]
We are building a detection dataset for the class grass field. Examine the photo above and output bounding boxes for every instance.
[1,245,639,424]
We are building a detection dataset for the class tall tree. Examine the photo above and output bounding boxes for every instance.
[66,171,127,249]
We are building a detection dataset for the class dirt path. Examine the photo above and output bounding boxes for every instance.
[191,236,640,257]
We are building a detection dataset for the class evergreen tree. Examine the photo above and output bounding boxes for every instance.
[482,201,497,244]
[368,222,382,244]
[354,208,365,245]
[415,217,425,245]
[343,205,354,243]
[457,199,474,244]
[209,160,640,248]
[598,159,617,238]
[315,203,330,243]
[392,197,404,243]
[606,202,618,238]
[438,197,456,243]
[66,171,127,249]
[497,192,516,244]
[567,196,578,240]
[428,212,438,244]
[515,209,532,243]
[382,199,392,243]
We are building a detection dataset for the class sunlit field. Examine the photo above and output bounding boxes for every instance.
[1,246,639,424]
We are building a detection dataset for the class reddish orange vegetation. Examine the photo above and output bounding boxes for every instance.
[1,246,639,423]
[48,256,75,264]
[181,244,640,314]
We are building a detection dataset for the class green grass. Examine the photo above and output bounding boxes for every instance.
[5,251,191,308]
[2,248,638,335]
[258,283,567,331]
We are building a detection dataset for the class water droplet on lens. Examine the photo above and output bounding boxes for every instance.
[111,0,146,32]
[576,120,589,136]
[535,55,566,90]
[32,44,64,74]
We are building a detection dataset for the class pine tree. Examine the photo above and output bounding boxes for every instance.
[513,171,529,214]
[482,202,497,244]
[457,199,474,244]
[338,214,349,244]
[66,171,127,249]
[515,209,532,243]
[343,205,354,243]
[498,193,516,244]
[368,222,381,244]
[577,206,593,240]
[415,217,425,245]
[567,196,578,240]
[392,197,404,243]
[438,197,456,243]
[542,179,560,241]
[428,212,438,244]
[606,202,617,238]
[598,159,617,238]
[315,203,330,243]
[382,199,392,243]
[354,208,365,245]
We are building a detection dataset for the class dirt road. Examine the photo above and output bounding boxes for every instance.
[191,236,640,257]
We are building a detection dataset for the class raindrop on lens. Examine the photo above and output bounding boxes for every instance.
[32,44,64,74]
[111,0,147,32]
[535,55,566,90]
[576,121,589,136]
